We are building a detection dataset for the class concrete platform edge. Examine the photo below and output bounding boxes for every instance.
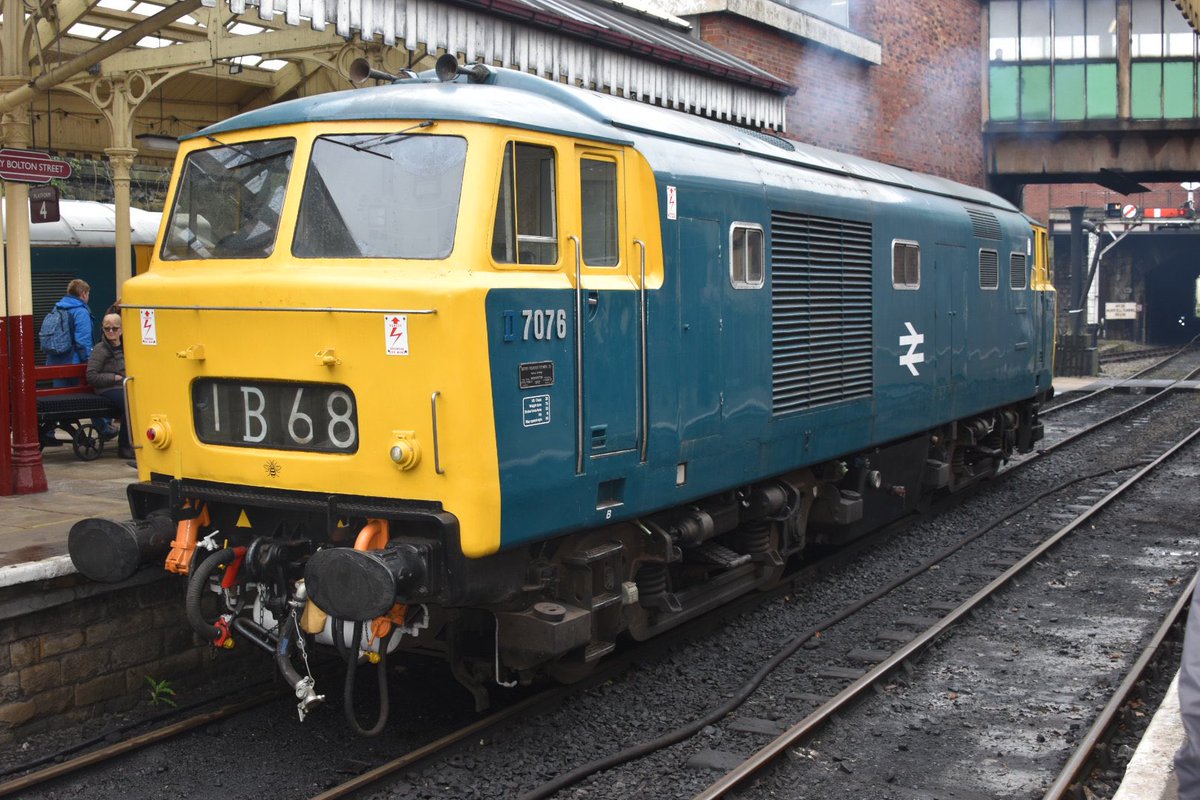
[1113,672,1182,800]
[0,554,75,589]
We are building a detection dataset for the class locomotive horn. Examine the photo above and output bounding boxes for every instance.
[349,58,401,85]
[434,53,491,84]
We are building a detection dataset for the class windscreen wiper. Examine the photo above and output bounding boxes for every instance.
[322,120,435,159]
[205,135,292,170]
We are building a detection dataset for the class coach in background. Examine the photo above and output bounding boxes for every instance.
[86,312,135,460]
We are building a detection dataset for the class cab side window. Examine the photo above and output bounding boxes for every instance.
[580,158,619,266]
[730,223,764,288]
[892,241,920,289]
[492,143,558,265]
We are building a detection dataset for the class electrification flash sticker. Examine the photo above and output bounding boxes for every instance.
[667,185,677,220]
[140,308,157,346]
[384,314,409,356]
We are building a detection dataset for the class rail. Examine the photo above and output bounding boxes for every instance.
[691,422,1200,799]
[1041,572,1196,800]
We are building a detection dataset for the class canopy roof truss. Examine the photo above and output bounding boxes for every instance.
[9,0,789,157]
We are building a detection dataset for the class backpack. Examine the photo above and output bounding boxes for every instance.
[39,306,76,356]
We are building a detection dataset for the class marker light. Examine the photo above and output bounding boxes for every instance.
[389,439,419,470]
[145,416,172,449]
[389,431,421,470]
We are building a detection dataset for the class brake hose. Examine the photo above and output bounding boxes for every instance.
[185,547,235,641]
[336,619,398,736]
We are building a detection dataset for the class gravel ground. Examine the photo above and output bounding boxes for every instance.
[738,450,1200,799]
[1082,638,1184,798]
[7,390,1198,800]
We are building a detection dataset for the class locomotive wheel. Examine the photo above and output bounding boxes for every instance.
[545,653,597,684]
[72,424,104,461]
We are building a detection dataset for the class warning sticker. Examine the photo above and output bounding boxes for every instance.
[522,395,550,427]
[140,308,157,346]
[384,314,409,356]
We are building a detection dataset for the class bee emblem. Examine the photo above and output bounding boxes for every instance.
[263,459,283,478]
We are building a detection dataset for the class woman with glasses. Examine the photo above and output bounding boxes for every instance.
[86,313,135,460]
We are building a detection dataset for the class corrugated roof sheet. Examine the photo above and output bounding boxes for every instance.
[210,0,792,127]
[454,0,790,91]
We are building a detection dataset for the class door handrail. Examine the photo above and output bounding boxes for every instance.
[635,239,648,463]
[571,235,584,476]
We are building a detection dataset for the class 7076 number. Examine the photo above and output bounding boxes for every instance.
[522,309,567,341]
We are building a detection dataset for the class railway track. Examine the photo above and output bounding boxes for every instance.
[0,694,277,798]
[7,384,1197,800]
[1097,345,1180,365]
[686,423,1200,799]
[1044,338,1200,416]
[1043,572,1193,800]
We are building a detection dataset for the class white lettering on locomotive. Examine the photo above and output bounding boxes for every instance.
[241,386,268,442]
[520,309,567,341]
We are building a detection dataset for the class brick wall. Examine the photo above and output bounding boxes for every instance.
[0,572,252,743]
[698,0,985,187]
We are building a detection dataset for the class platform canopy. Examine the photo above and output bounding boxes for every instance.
[1176,0,1200,30]
[25,0,791,138]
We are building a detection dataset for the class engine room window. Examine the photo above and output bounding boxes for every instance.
[730,224,764,289]
[492,143,558,266]
[980,249,1000,290]
[580,158,619,267]
[161,137,295,260]
[294,133,467,259]
[892,240,920,289]
[1010,252,1028,289]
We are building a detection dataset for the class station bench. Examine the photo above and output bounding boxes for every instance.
[36,364,121,461]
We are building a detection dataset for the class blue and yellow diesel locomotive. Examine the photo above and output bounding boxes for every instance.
[69,55,1054,728]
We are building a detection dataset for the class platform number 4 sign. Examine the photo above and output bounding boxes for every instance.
[29,185,59,223]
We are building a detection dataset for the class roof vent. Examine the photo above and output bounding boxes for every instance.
[742,128,796,152]
[966,208,1002,240]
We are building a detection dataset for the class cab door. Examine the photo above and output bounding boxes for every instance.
[572,147,640,463]
[934,243,965,410]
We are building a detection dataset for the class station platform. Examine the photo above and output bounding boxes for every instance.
[0,438,133,587]
[1113,675,1182,800]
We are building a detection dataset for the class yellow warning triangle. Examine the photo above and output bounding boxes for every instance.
[236,510,252,528]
